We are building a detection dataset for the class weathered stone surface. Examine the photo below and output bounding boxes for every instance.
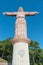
[0,62,12,65]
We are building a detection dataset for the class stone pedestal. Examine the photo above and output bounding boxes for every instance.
[12,42,30,65]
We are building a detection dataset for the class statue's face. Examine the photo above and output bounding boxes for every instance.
[18,7,23,12]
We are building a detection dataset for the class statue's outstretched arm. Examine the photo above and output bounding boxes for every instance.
[2,12,17,16]
[25,11,39,16]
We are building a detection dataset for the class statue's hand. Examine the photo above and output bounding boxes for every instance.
[35,11,39,14]
[2,12,7,15]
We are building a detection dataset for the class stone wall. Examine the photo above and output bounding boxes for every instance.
[0,62,12,65]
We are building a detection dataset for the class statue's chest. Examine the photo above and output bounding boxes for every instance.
[16,12,25,18]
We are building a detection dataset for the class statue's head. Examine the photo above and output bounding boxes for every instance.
[18,7,23,12]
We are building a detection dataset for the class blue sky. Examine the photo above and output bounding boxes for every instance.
[0,0,43,48]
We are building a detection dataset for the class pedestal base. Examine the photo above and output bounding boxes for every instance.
[12,42,30,65]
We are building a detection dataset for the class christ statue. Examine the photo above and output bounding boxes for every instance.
[3,7,39,40]
[3,7,39,65]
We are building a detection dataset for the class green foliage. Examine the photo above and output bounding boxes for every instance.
[29,40,43,65]
[0,39,43,65]
[0,38,13,62]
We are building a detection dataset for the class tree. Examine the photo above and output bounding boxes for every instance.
[0,38,13,62]
[29,40,43,65]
